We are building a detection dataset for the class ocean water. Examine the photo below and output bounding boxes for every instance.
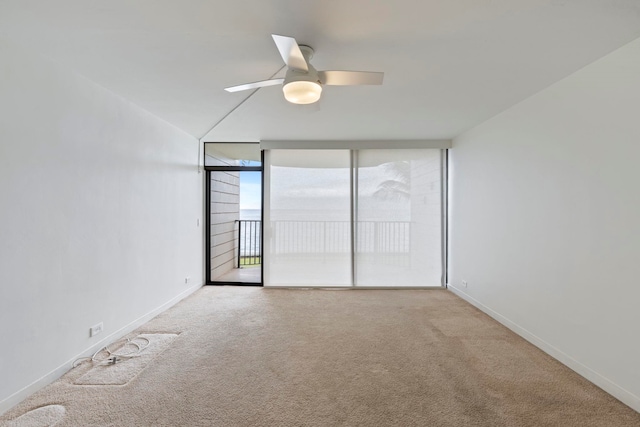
[240,209,261,221]
[238,209,261,257]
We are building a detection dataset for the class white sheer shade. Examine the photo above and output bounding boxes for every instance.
[264,150,352,286]
[355,149,442,286]
[264,148,443,287]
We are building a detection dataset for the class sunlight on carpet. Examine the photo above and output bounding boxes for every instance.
[4,404,66,427]
[74,333,178,386]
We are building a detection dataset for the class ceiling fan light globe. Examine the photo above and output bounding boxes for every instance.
[283,81,322,104]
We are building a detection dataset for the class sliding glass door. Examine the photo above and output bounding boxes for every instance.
[264,148,444,288]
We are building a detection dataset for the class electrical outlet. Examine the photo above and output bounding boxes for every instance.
[185,276,191,284]
[461,280,468,288]
[90,322,103,337]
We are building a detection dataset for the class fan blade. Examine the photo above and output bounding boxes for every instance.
[318,71,384,86]
[224,78,284,93]
[272,34,309,72]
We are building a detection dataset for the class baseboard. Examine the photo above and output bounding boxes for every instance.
[0,282,203,416]
[447,285,640,413]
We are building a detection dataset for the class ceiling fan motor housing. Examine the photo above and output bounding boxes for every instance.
[284,65,320,86]
[282,47,322,104]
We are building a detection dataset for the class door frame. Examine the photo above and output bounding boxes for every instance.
[204,147,264,286]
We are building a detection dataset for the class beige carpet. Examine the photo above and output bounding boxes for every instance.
[2,287,639,427]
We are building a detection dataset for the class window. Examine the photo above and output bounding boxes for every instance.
[264,149,445,287]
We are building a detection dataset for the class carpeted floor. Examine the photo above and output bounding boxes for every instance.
[2,287,639,426]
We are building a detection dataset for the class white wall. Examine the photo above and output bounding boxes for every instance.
[0,38,203,412]
[449,38,640,411]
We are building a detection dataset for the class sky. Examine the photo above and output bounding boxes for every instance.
[239,171,262,210]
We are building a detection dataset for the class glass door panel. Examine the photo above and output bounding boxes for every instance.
[210,170,262,284]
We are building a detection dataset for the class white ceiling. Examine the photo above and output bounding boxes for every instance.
[1,1,640,142]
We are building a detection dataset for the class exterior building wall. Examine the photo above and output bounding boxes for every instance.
[206,154,240,281]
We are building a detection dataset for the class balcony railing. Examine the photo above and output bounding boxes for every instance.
[237,220,412,267]
[236,220,262,267]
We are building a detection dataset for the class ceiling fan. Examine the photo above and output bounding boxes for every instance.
[224,34,384,105]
